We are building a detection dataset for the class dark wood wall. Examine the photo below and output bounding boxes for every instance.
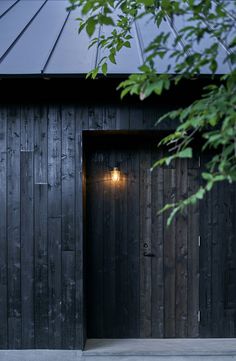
[86,137,200,338]
[86,137,236,339]
[200,178,236,337]
[0,102,174,349]
[0,105,85,349]
[0,101,235,349]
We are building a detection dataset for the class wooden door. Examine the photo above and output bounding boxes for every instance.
[85,135,236,338]
[199,177,236,337]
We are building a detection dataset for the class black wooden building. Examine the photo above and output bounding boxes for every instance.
[0,0,236,351]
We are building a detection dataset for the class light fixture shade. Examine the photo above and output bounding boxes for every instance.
[111,167,120,183]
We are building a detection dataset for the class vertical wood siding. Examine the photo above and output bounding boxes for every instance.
[7,108,21,348]
[86,138,236,339]
[0,103,161,349]
[0,108,7,348]
[0,103,235,348]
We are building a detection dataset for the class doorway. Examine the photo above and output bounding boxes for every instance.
[84,132,236,339]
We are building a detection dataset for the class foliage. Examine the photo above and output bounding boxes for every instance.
[68,0,236,224]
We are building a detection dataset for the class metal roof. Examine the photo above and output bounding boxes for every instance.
[0,0,235,77]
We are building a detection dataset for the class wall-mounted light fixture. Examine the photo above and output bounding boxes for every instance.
[111,166,121,183]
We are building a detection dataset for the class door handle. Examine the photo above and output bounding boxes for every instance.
[143,252,155,257]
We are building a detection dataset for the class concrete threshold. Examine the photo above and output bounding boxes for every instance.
[83,338,236,359]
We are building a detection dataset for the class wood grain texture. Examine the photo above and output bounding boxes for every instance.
[187,168,200,337]
[86,149,104,337]
[75,110,86,349]
[34,106,47,183]
[129,105,143,129]
[0,103,236,349]
[21,106,34,151]
[34,184,48,348]
[0,107,7,348]
[199,164,212,337]
[163,168,176,338]
[7,108,21,348]
[211,183,223,337]
[75,105,89,130]
[103,106,116,129]
[62,106,75,251]
[8,318,21,349]
[127,149,140,337]
[151,148,164,338]
[103,152,116,337]
[175,159,188,337]
[88,106,103,130]
[116,106,129,129]
[21,151,34,348]
[115,150,128,337]
[48,106,61,217]
[140,148,152,338]
[48,217,62,348]
[62,251,75,349]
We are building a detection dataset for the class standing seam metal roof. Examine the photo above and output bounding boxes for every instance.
[0,0,235,76]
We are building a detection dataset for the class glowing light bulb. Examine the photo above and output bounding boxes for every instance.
[111,167,120,183]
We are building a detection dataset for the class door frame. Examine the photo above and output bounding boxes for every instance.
[82,130,170,347]
[82,129,200,345]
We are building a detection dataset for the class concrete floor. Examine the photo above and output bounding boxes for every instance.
[1,339,236,361]
[84,338,236,356]
[83,339,236,361]
[0,350,82,361]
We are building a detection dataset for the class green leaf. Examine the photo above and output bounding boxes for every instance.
[158,203,175,215]
[109,53,116,64]
[82,2,93,15]
[87,66,99,79]
[177,148,193,158]
[120,86,133,99]
[202,172,212,181]
[86,18,96,37]
[139,64,151,72]
[167,207,179,227]
[99,15,115,26]
[210,59,218,73]
[102,62,108,76]
[153,80,164,95]
[123,41,131,48]
[78,21,86,34]
[137,0,154,5]
[195,188,205,200]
